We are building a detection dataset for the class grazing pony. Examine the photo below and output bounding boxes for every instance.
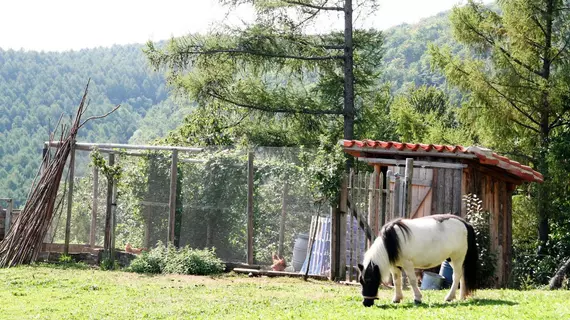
[358,214,478,307]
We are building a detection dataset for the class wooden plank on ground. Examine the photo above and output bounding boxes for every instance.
[232,268,328,280]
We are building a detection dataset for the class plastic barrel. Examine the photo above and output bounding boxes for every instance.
[292,233,309,271]
[439,260,454,288]
[420,271,445,290]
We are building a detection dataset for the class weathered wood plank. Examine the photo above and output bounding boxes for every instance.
[233,268,328,280]
[385,170,392,223]
[404,159,413,218]
[443,168,453,214]
[436,168,445,214]
[357,157,467,169]
[452,169,462,215]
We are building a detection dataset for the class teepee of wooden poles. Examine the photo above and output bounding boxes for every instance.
[0,81,118,267]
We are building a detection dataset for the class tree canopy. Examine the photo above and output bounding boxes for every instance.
[431,0,570,248]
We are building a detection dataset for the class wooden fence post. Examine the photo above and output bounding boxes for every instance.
[64,140,76,256]
[339,174,348,281]
[247,152,254,265]
[331,174,348,281]
[103,153,115,260]
[90,166,99,247]
[168,149,178,245]
[4,199,13,238]
[110,157,119,261]
[404,158,414,218]
[367,170,377,247]
[278,183,288,257]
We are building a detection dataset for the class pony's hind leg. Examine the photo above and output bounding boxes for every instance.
[459,275,467,300]
[402,262,422,304]
[391,268,404,303]
[444,259,464,302]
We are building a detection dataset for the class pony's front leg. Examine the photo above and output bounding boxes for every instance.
[402,262,422,304]
[391,268,403,303]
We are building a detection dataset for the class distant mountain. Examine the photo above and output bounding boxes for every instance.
[0,44,190,205]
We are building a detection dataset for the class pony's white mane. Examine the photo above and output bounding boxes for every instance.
[362,237,392,283]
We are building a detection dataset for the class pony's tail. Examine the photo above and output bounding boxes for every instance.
[463,222,478,296]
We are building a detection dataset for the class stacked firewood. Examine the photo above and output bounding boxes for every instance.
[0,81,118,267]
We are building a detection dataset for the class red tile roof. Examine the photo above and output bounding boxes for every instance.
[341,140,543,183]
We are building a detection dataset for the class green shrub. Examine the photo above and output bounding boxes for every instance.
[464,194,497,288]
[100,258,120,271]
[510,230,570,289]
[58,254,73,264]
[128,241,225,275]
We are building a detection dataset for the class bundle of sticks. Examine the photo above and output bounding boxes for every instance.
[0,80,119,267]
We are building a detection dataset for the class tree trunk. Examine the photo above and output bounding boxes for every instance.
[537,0,554,252]
[536,143,550,254]
[549,256,570,289]
[343,0,354,142]
[343,0,355,172]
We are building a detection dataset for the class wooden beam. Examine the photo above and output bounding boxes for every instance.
[168,150,178,245]
[64,141,76,256]
[358,157,467,169]
[247,152,254,265]
[278,183,288,257]
[90,166,99,247]
[45,141,203,153]
[341,145,477,160]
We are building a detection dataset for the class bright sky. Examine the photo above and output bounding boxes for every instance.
[0,0,488,52]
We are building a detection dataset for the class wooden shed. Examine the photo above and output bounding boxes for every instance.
[338,140,543,287]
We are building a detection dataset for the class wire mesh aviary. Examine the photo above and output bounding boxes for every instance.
[0,80,119,267]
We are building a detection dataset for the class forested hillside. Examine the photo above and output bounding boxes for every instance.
[0,10,458,206]
[0,45,192,205]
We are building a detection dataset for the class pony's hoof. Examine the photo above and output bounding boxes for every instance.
[414,300,422,305]
[392,299,401,304]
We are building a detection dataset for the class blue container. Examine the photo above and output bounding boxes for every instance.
[292,234,309,271]
[420,271,445,290]
[439,260,454,288]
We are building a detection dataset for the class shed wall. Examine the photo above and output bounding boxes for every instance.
[462,166,513,288]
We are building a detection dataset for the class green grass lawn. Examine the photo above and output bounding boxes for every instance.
[0,264,569,320]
